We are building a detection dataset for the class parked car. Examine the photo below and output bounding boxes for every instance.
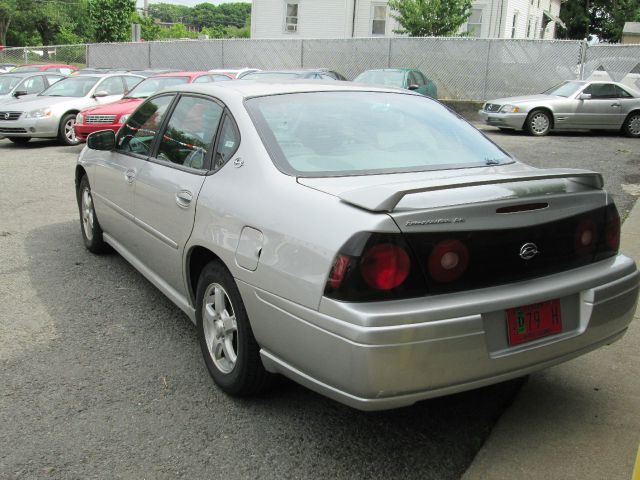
[242,69,346,81]
[354,68,438,98]
[75,82,639,411]
[72,68,129,76]
[0,73,143,145]
[479,80,640,137]
[0,72,64,104]
[127,69,181,78]
[11,63,78,75]
[74,71,233,142]
[0,63,17,73]
[208,68,261,79]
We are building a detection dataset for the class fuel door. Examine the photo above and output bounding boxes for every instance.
[235,226,264,271]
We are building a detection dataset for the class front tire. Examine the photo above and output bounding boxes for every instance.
[77,175,110,253]
[526,110,552,136]
[59,113,79,146]
[622,112,640,138]
[8,137,31,144]
[196,261,272,396]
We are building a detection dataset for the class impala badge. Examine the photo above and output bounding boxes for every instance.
[519,242,539,260]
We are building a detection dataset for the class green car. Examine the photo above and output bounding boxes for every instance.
[354,68,438,99]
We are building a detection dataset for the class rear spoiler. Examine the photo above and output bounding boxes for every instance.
[338,168,604,212]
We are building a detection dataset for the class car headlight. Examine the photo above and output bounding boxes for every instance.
[25,108,53,119]
[118,114,129,124]
[500,105,520,113]
[76,113,84,124]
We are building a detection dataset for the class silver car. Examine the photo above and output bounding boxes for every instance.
[0,72,64,104]
[75,82,639,411]
[479,80,640,137]
[0,73,143,145]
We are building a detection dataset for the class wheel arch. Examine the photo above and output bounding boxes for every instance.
[186,245,228,306]
[624,109,640,121]
[527,107,555,128]
[75,165,87,201]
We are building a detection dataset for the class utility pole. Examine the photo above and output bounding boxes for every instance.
[144,0,149,17]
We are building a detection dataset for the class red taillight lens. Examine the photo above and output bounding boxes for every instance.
[575,218,598,255]
[360,243,410,290]
[427,239,470,283]
[327,254,350,290]
[605,205,620,251]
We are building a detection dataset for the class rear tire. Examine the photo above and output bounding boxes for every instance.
[196,261,273,396]
[622,112,640,138]
[526,110,552,136]
[8,137,31,144]
[58,113,79,146]
[77,175,110,254]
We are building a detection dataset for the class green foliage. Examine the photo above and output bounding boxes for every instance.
[88,0,135,43]
[132,12,161,42]
[388,0,473,37]
[559,0,640,42]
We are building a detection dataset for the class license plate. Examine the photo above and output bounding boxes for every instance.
[506,300,562,346]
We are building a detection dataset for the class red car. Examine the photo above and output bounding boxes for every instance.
[74,71,233,142]
[11,63,78,75]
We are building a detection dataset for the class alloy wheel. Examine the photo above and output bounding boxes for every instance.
[202,283,238,374]
[81,188,94,241]
[629,114,640,136]
[65,118,77,143]
[530,112,550,135]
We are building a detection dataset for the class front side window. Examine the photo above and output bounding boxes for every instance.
[246,91,511,177]
[96,76,126,95]
[372,5,387,35]
[117,95,174,156]
[467,8,483,37]
[44,75,64,86]
[40,76,99,97]
[616,85,633,98]
[284,2,298,33]
[21,75,45,94]
[156,96,224,170]
[583,83,617,99]
[124,76,142,91]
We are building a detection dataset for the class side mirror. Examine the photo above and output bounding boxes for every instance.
[93,90,109,98]
[87,130,116,151]
[12,90,28,97]
[579,93,592,100]
[408,84,420,91]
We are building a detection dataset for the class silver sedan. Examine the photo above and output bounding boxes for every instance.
[75,82,639,410]
[0,73,143,145]
[479,80,640,137]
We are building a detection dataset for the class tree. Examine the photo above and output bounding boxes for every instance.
[559,0,640,42]
[132,12,161,41]
[0,0,17,46]
[88,0,135,43]
[388,0,472,37]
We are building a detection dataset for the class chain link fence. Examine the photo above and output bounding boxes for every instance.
[3,39,639,101]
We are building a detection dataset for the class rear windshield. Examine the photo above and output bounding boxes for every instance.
[354,70,405,88]
[40,76,99,97]
[246,91,511,177]
[125,76,190,99]
[0,76,21,95]
[11,66,40,73]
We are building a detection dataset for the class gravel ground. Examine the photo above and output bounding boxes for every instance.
[0,130,637,480]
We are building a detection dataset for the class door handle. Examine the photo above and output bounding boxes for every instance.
[176,190,193,208]
[124,169,136,183]
[611,103,621,107]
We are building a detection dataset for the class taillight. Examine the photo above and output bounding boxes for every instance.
[361,243,410,290]
[427,239,470,283]
[575,218,598,255]
[324,233,426,302]
[605,204,620,251]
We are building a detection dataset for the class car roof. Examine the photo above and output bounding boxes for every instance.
[360,68,414,73]
[168,79,419,99]
[154,71,219,79]
[0,71,64,78]
[247,69,332,74]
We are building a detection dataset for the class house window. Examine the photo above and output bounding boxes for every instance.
[371,4,387,35]
[511,12,518,38]
[526,16,532,37]
[284,2,298,33]
[466,8,483,37]
[533,17,539,38]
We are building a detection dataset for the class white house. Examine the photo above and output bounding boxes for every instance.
[250,0,565,40]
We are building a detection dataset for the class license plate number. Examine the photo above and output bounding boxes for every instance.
[506,300,562,346]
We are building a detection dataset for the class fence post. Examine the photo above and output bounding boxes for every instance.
[147,41,152,69]
[85,44,89,67]
[579,40,588,80]
[23,47,28,65]
[482,39,493,101]
[300,39,304,68]
[221,39,225,68]
[387,38,392,68]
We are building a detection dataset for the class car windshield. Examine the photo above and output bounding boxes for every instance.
[242,72,303,80]
[0,76,21,94]
[10,66,40,73]
[543,81,584,97]
[125,76,190,98]
[354,70,406,88]
[40,76,99,97]
[246,91,511,177]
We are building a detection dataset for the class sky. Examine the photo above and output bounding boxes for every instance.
[136,0,250,6]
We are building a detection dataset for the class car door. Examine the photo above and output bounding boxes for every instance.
[574,83,621,129]
[91,94,175,250]
[132,94,225,296]
[615,85,637,128]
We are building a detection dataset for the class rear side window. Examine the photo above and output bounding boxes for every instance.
[616,85,633,98]
[213,115,240,171]
[117,95,174,156]
[156,96,224,170]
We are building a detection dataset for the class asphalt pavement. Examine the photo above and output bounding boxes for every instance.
[0,129,638,479]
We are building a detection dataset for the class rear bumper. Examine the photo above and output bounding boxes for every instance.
[75,123,120,142]
[239,254,639,410]
[479,110,527,130]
